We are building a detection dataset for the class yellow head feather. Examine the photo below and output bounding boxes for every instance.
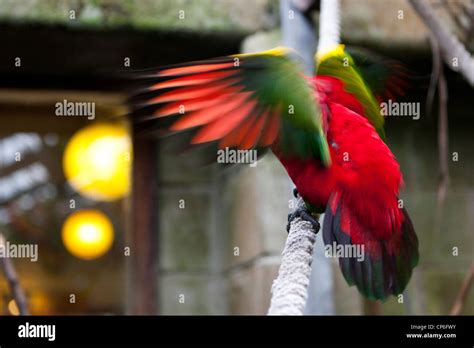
[233,46,294,58]
[315,44,346,65]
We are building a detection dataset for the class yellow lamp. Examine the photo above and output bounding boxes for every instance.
[62,210,114,260]
[63,123,131,201]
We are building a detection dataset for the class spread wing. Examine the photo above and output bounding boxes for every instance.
[130,47,330,166]
[346,46,409,103]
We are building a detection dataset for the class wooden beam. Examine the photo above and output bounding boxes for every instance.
[0,21,244,91]
[0,89,126,134]
[128,132,158,314]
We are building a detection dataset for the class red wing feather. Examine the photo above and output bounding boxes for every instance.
[241,111,267,149]
[159,63,234,77]
[133,56,286,152]
[153,94,225,117]
[220,113,258,149]
[150,70,237,90]
[149,79,241,104]
[191,99,257,144]
[171,92,252,131]
[258,111,280,146]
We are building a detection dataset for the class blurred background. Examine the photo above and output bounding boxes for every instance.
[0,0,472,315]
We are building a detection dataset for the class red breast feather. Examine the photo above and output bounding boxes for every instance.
[323,103,418,300]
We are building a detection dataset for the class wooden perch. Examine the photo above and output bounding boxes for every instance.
[409,0,474,87]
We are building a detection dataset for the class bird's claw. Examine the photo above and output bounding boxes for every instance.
[286,206,320,233]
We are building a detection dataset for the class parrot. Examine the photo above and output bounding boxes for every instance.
[129,44,419,301]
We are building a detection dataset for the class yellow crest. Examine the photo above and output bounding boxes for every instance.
[315,44,346,64]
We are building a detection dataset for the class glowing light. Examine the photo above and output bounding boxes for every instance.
[62,210,114,260]
[8,300,19,316]
[63,123,131,201]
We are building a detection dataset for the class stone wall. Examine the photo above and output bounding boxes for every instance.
[156,145,292,314]
[221,157,292,314]
[0,0,463,52]
[156,145,227,314]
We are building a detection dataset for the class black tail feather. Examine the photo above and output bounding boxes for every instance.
[323,196,419,301]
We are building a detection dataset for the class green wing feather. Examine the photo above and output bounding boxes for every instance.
[346,46,408,103]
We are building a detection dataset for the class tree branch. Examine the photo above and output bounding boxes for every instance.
[428,33,451,209]
[0,232,29,315]
[450,263,474,315]
[409,0,474,86]
[442,1,470,35]
[426,33,441,115]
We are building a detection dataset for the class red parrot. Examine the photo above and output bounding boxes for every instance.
[130,45,419,301]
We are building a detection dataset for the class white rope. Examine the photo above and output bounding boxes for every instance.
[317,0,341,54]
[267,196,318,315]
